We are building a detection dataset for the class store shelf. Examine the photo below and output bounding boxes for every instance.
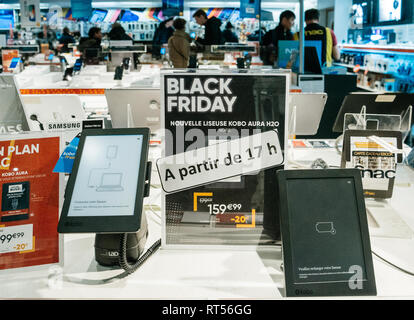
[339,44,414,55]
[334,63,391,75]
[357,84,385,93]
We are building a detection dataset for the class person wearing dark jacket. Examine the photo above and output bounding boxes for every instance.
[153,17,174,45]
[261,10,296,65]
[293,8,340,67]
[59,27,75,53]
[152,17,174,56]
[168,18,191,68]
[78,27,102,54]
[193,9,223,45]
[108,23,133,41]
[222,22,238,43]
[247,27,266,41]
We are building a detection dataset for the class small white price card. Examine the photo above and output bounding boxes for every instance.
[0,224,33,254]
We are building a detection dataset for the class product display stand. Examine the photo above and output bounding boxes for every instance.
[342,104,412,138]
[127,103,135,128]
[341,106,413,239]
[365,198,413,239]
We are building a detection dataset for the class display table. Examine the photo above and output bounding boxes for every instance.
[1,142,414,299]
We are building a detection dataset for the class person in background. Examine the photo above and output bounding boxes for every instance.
[168,18,191,68]
[152,17,174,56]
[222,22,238,43]
[78,27,102,53]
[153,17,175,45]
[59,27,75,53]
[13,31,23,44]
[37,24,57,49]
[192,9,223,45]
[108,23,133,41]
[261,10,296,66]
[247,26,266,41]
[72,31,81,41]
[295,8,340,67]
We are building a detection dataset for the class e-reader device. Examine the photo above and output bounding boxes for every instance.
[277,169,377,297]
[58,128,151,233]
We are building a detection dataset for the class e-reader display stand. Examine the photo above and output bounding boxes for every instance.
[332,93,414,136]
[287,93,328,169]
[277,169,377,297]
[339,105,413,239]
[58,128,160,274]
[288,93,328,136]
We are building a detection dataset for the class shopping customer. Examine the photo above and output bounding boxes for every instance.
[108,23,133,41]
[168,18,191,68]
[294,8,340,67]
[261,10,296,65]
[222,22,238,43]
[58,27,75,53]
[78,27,102,53]
[192,9,223,45]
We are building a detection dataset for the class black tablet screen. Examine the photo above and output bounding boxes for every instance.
[67,134,144,217]
[286,177,367,285]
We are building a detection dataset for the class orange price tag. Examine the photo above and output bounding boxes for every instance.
[353,65,361,73]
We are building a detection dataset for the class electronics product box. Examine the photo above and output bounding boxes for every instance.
[160,69,289,247]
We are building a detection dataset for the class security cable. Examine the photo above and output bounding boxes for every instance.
[372,250,414,277]
[118,236,162,274]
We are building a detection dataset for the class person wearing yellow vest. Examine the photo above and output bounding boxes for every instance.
[294,8,340,67]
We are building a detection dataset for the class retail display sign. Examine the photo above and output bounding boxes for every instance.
[20,0,41,28]
[50,119,105,174]
[2,50,19,73]
[157,130,283,193]
[71,0,92,20]
[162,0,184,16]
[45,119,104,133]
[341,130,402,198]
[278,41,322,72]
[161,70,288,247]
[0,133,63,270]
[240,0,261,19]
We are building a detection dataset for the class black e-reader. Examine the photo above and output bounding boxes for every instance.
[277,169,377,297]
[58,128,151,233]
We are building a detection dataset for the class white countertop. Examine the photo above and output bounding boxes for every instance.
[1,143,414,299]
[15,66,161,90]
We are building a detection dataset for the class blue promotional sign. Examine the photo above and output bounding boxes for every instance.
[278,40,322,71]
[53,133,80,173]
[240,0,260,19]
[71,0,92,19]
[162,0,184,16]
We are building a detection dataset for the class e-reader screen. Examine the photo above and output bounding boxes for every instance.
[67,134,143,217]
[286,177,367,285]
